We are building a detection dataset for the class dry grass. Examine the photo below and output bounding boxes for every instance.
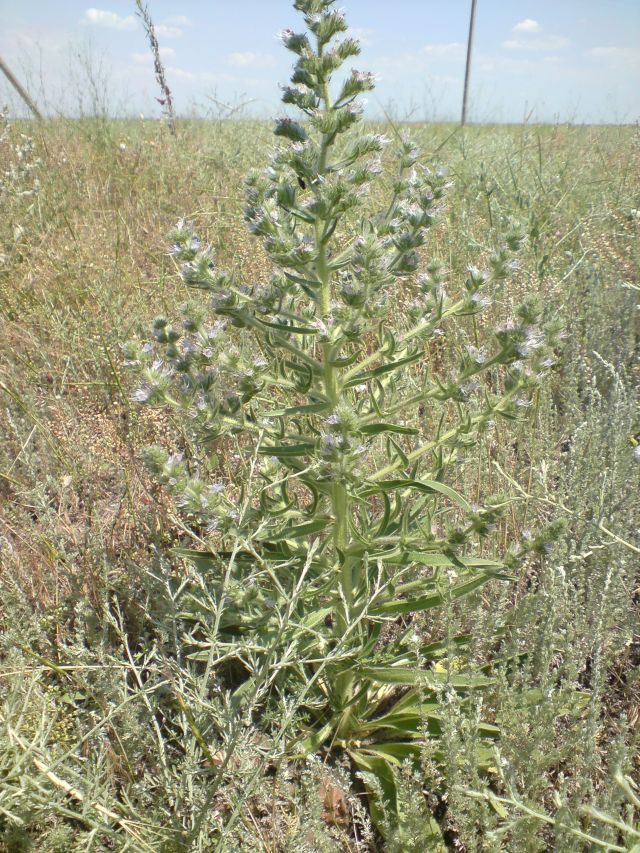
[0,116,638,851]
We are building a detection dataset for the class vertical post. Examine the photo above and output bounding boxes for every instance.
[0,56,43,119]
[461,0,477,125]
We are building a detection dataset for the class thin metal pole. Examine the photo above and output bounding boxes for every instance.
[0,55,43,119]
[461,0,477,125]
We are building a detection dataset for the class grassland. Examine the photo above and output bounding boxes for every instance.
[0,116,638,851]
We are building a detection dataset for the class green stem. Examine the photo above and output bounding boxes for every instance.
[369,384,522,482]
[360,351,505,424]
[314,68,356,734]
[241,313,323,373]
[341,297,469,382]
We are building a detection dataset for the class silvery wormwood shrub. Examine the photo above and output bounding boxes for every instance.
[124,0,561,836]
[0,107,40,270]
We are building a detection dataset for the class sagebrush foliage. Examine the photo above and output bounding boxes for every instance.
[0,108,40,269]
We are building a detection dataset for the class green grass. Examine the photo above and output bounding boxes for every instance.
[0,116,638,851]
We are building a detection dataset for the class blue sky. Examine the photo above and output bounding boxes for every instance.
[1,1,639,123]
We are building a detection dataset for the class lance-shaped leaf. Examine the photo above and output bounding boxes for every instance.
[370,571,502,617]
[257,317,319,334]
[354,663,495,690]
[344,350,425,387]
[260,517,332,542]
[359,422,419,436]
[257,442,315,457]
[263,401,330,417]
[350,750,448,848]
[360,478,473,513]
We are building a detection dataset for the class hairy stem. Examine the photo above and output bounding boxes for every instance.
[314,65,357,732]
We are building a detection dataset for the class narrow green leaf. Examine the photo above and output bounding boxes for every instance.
[360,422,419,436]
[263,401,330,417]
[262,518,331,542]
[388,437,410,468]
[187,649,216,662]
[376,490,391,537]
[291,720,335,756]
[345,350,424,387]
[258,318,317,334]
[371,572,495,616]
[349,752,398,826]
[488,797,510,819]
[360,478,473,513]
[420,634,472,657]
[350,751,447,848]
[358,705,442,736]
[231,677,256,705]
[354,741,422,766]
[172,548,218,573]
[409,553,505,569]
[299,607,333,629]
[356,663,495,690]
[355,665,425,686]
[256,442,315,457]
[283,270,321,290]
[329,350,361,368]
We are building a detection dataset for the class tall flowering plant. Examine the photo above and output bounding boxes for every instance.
[126,0,560,835]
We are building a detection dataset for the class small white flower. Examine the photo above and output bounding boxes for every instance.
[471,293,492,308]
[351,69,378,85]
[314,318,329,338]
[131,386,152,403]
[466,345,487,364]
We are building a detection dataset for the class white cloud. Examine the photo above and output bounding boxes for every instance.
[375,43,465,77]
[421,42,465,59]
[82,8,137,31]
[503,35,570,51]
[131,47,176,64]
[587,46,640,65]
[227,51,276,69]
[164,15,192,27]
[155,24,184,39]
[513,19,540,33]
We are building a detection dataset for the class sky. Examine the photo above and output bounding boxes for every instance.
[1,1,639,124]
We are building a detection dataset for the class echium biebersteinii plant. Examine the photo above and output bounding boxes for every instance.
[125,0,561,837]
